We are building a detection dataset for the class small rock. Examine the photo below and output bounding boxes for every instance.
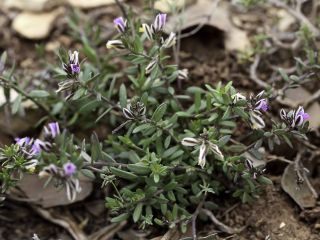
[165,0,250,51]
[12,8,64,40]
[67,0,116,9]
[12,173,93,208]
[45,41,61,52]
[281,163,318,209]
[277,9,296,32]
[279,222,286,229]
[154,0,190,13]
[4,0,63,12]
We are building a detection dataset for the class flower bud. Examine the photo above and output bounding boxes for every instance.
[177,69,188,80]
[113,17,127,33]
[161,32,176,48]
[145,59,158,74]
[142,23,154,41]
[152,13,167,32]
[106,40,125,50]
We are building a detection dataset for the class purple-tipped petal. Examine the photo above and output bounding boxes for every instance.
[48,122,60,138]
[302,112,310,121]
[153,13,167,32]
[15,137,31,147]
[113,17,126,33]
[296,106,309,123]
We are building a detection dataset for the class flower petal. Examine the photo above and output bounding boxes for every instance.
[181,137,200,146]
[198,143,207,168]
[209,143,224,159]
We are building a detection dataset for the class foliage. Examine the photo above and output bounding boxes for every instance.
[0,6,314,233]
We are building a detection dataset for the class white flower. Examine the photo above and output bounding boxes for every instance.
[231,93,246,104]
[178,69,189,80]
[181,136,224,168]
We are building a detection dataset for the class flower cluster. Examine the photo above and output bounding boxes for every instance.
[39,162,80,201]
[182,131,224,168]
[15,122,60,171]
[280,106,309,128]
[248,91,269,129]
[107,13,176,50]
[122,100,146,121]
[232,91,269,129]
[244,159,266,179]
[57,51,81,99]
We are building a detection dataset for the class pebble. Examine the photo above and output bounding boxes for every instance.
[67,0,116,9]
[4,0,62,12]
[12,8,64,39]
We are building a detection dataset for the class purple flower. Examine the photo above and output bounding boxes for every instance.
[15,137,31,147]
[153,13,167,32]
[63,162,77,176]
[71,64,80,74]
[255,99,268,112]
[296,106,309,121]
[45,122,61,138]
[294,106,309,127]
[113,17,127,33]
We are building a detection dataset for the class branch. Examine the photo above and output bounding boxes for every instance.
[201,209,241,234]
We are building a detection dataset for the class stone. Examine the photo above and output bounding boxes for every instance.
[4,0,63,12]
[12,173,93,208]
[281,163,317,209]
[12,8,64,40]
[154,0,188,13]
[66,0,116,9]
[164,0,250,51]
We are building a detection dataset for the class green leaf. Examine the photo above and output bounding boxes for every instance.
[91,132,101,163]
[79,100,101,113]
[133,203,143,222]
[119,84,127,108]
[12,95,22,114]
[222,106,231,120]
[127,163,150,175]
[29,90,50,98]
[111,213,130,223]
[133,123,152,134]
[258,176,273,185]
[72,88,86,100]
[218,135,231,146]
[278,68,290,82]
[151,103,167,121]
[81,169,96,180]
[110,167,138,181]
[153,173,160,183]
